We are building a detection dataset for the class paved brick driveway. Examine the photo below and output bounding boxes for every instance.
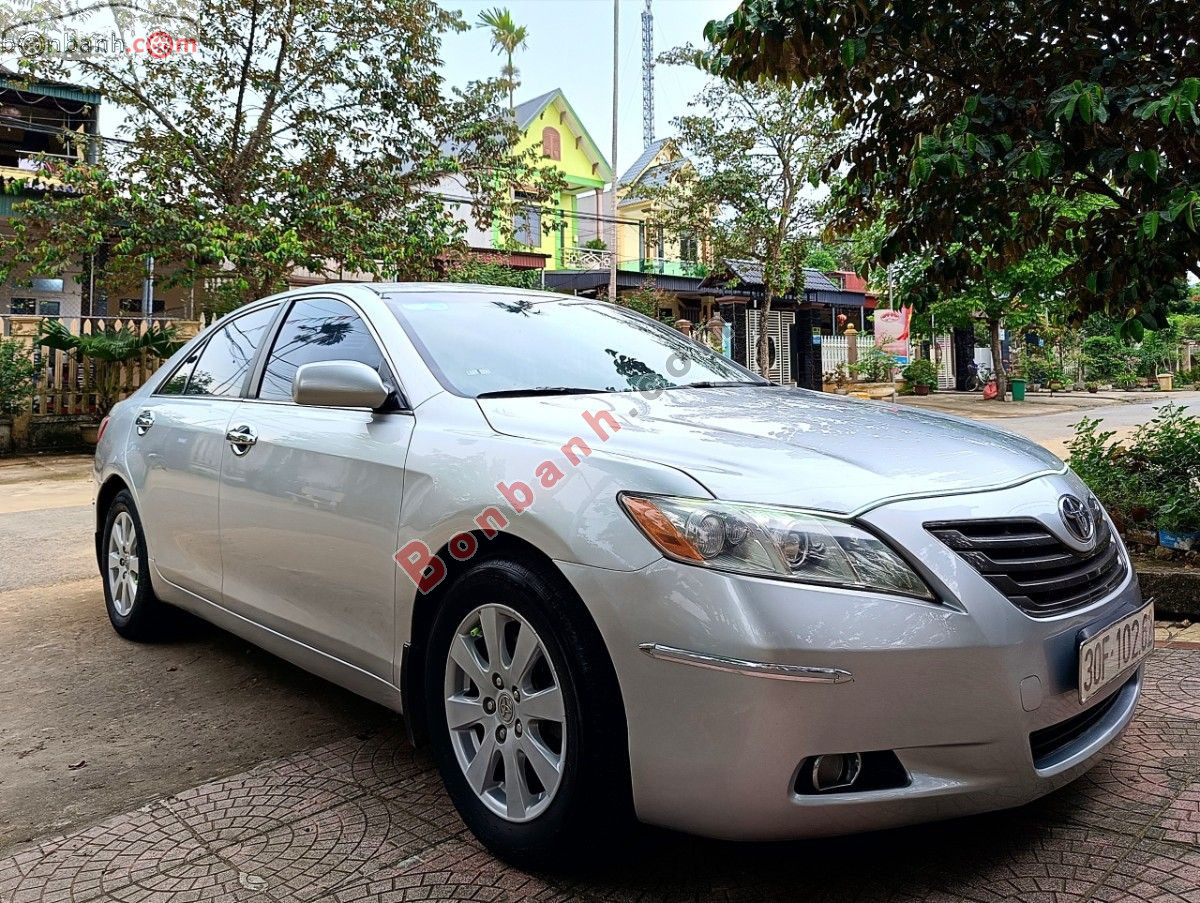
[2,641,1198,903]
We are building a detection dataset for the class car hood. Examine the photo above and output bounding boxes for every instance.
[477,385,1065,515]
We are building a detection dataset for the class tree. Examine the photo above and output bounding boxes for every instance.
[1,0,558,313]
[700,1,1200,328]
[476,7,528,111]
[644,53,839,375]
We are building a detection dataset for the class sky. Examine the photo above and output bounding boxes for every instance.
[436,0,738,179]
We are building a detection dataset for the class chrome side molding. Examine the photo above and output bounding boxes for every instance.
[638,643,853,684]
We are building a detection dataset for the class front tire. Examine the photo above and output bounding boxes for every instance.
[423,558,632,867]
[101,490,168,640]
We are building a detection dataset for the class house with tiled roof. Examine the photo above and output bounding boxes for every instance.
[437,87,612,272]
[573,137,706,278]
[0,70,101,317]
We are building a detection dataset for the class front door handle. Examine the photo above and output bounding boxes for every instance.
[225,424,258,455]
[135,410,155,435]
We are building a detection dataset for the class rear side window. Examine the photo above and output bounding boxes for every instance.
[185,304,278,397]
[156,346,201,395]
[258,298,391,401]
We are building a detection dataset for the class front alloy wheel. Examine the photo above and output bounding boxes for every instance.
[444,604,566,822]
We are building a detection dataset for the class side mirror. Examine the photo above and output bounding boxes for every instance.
[293,360,390,410]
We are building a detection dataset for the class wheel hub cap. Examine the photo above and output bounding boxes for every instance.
[444,603,567,823]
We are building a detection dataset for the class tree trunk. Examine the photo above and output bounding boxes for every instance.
[757,293,774,379]
[989,318,1006,401]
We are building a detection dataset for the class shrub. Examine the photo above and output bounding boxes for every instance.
[901,357,939,387]
[1068,405,1200,535]
[850,347,896,382]
[0,338,36,418]
[1081,335,1125,381]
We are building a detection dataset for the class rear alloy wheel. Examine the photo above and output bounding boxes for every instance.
[444,603,567,822]
[424,558,632,866]
[101,490,169,640]
[107,510,140,617]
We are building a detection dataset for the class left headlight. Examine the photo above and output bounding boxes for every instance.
[619,493,936,601]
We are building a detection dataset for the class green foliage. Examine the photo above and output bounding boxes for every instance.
[900,357,938,387]
[0,339,36,418]
[445,259,539,289]
[1068,405,1200,534]
[644,48,840,374]
[1081,336,1128,382]
[701,1,1200,325]
[850,347,896,382]
[619,279,673,321]
[1169,313,1200,341]
[2,0,561,312]
[36,320,181,417]
[583,238,608,251]
[803,245,838,272]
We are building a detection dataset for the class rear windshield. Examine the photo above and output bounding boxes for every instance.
[383,293,763,398]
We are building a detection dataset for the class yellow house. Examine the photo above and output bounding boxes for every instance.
[574,137,706,277]
[504,89,612,270]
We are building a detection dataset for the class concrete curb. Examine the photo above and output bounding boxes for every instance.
[1136,561,1200,619]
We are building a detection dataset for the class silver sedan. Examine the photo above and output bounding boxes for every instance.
[94,283,1151,865]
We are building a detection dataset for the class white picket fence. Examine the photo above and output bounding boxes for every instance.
[820,334,877,374]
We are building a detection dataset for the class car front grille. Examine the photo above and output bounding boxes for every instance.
[1029,674,1133,767]
[926,516,1127,618]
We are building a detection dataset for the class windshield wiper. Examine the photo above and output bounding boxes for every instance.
[476,386,605,399]
[673,380,765,389]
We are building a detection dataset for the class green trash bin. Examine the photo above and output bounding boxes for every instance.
[1010,378,1026,401]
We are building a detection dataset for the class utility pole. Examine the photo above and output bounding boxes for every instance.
[608,0,619,303]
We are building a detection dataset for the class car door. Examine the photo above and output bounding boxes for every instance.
[218,295,413,684]
[126,303,281,600]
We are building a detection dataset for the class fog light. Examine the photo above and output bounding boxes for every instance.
[811,752,863,792]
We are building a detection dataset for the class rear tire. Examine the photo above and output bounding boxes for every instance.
[423,557,633,867]
[101,490,169,641]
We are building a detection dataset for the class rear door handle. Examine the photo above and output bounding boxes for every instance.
[135,410,155,435]
[225,424,258,455]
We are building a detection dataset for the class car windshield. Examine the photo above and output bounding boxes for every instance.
[383,293,767,398]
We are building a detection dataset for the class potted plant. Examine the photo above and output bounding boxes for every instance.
[0,338,36,454]
[901,358,938,396]
[1086,381,1099,394]
[37,320,181,443]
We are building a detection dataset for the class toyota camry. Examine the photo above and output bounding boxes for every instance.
[93,283,1151,864]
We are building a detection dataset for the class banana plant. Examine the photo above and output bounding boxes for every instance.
[37,320,183,418]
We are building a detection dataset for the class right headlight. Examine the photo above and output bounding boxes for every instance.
[619,492,936,601]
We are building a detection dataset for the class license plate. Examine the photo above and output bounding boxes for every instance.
[1078,602,1154,703]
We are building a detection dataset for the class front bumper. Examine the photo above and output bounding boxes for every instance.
[562,473,1144,840]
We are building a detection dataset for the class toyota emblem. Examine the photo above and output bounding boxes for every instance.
[1059,495,1096,544]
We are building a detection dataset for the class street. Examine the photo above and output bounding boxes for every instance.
[2,399,1200,901]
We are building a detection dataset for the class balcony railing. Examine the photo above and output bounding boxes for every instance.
[561,247,707,279]
[562,247,614,270]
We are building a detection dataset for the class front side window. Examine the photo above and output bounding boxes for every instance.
[185,304,278,397]
[258,297,391,401]
[385,294,764,398]
[541,126,561,160]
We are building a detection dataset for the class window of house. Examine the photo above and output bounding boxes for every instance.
[513,193,541,247]
[36,300,60,316]
[10,298,35,314]
[258,297,394,402]
[184,304,278,398]
[541,126,561,161]
[680,234,699,262]
[118,297,165,315]
[30,277,64,293]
